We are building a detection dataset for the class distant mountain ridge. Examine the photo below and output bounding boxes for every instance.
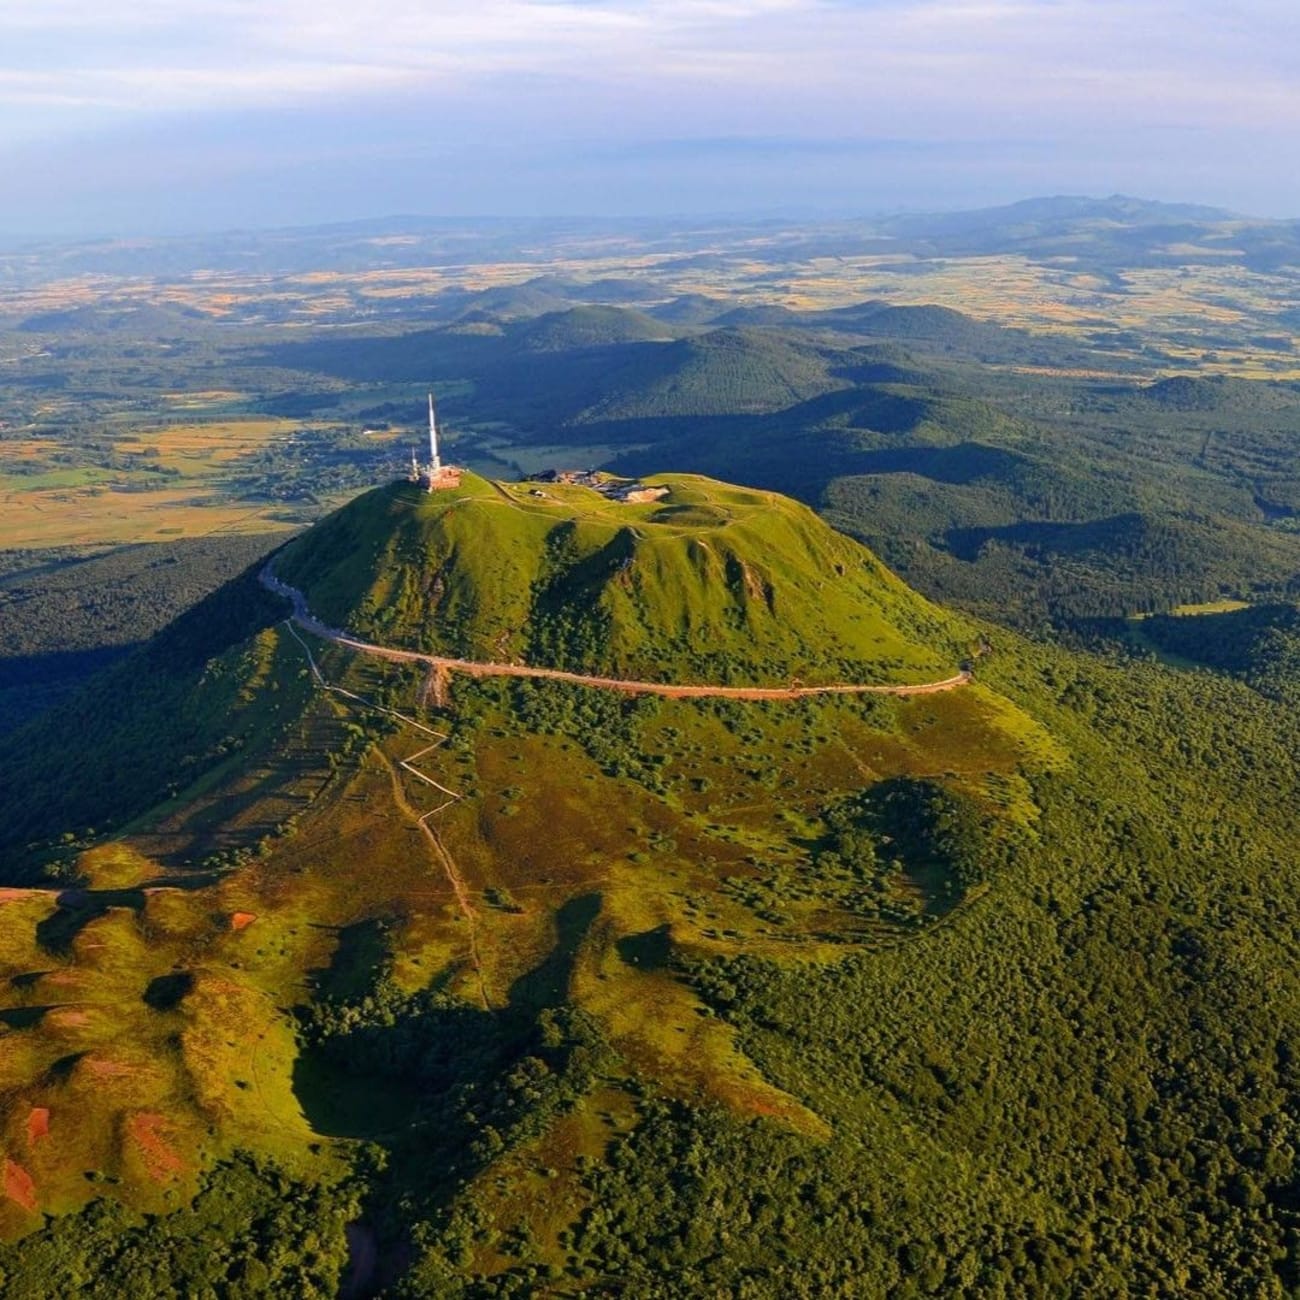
[878,194,1237,236]
[2,194,1292,285]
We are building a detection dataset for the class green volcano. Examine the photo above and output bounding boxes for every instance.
[273,471,968,686]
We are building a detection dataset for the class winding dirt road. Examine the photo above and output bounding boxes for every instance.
[260,565,972,700]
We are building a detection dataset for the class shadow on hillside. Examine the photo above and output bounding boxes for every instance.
[944,514,1148,563]
[506,891,602,1011]
[293,891,606,1145]
[33,877,223,957]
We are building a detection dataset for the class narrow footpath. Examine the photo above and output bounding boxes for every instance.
[281,618,490,1010]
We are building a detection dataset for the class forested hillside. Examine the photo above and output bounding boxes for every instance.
[0,534,282,735]
[237,299,1300,633]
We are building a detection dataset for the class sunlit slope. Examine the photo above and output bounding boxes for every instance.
[275,472,970,685]
[0,467,1048,1244]
[0,463,1068,1283]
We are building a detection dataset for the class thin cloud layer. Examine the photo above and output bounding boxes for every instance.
[4,0,1296,123]
[1,0,1297,229]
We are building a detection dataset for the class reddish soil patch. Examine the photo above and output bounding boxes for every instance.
[230,911,257,931]
[0,888,41,904]
[4,1159,37,1212]
[128,1112,185,1182]
[46,1007,91,1030]
[26,1108,50,1145]
[82,1055,135,1081]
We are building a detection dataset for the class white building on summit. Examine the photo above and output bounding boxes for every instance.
[409,391,462,491]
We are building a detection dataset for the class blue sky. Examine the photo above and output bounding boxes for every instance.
[2,0,1298,234]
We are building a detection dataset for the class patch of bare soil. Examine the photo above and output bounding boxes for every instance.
[4,1159,37,1212]
[128,1112,185,1182]
[26,1108,49,1145]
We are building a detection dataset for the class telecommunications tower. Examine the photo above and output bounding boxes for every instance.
[428,391,442,473]
[408,388,462,492]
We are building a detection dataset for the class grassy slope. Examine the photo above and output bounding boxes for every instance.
[0,629,1049,1251]
[0,475,1027,1269]
[275,473,970,685]
[12,467,1300,1294]
[8,597,1300,1296]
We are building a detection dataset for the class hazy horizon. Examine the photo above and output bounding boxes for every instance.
[4,1,1299,238]
[0,190,1290,250]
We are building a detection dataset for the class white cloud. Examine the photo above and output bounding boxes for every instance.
[2,0,1299,164]
[0,1,815,120]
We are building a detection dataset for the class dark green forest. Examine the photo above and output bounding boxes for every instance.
[0,534,280,735]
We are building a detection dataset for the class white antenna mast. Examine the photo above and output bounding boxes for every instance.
[428,391,441,472]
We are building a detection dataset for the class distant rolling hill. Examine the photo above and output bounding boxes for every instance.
[449,278,577,319]
[508,305,679,352]
[246,294,1300,634]
[565,328,853,423]
[877,194,1236,242]
[8,197,1298,290]
[437,275,667,323]
[17,302,213,335]
[255,299,1079,395]
[648,293,729,324]
[870,193,1297,271]
[818,302,1009,349]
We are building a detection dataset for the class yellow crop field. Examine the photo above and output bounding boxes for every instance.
[0,485,297,548]
[161,389,246,407]
[0,417,314,546]
[1,230,1295,380]
[0,438,65,463]
[114,418,294,473]
[1166,599,1252,617]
